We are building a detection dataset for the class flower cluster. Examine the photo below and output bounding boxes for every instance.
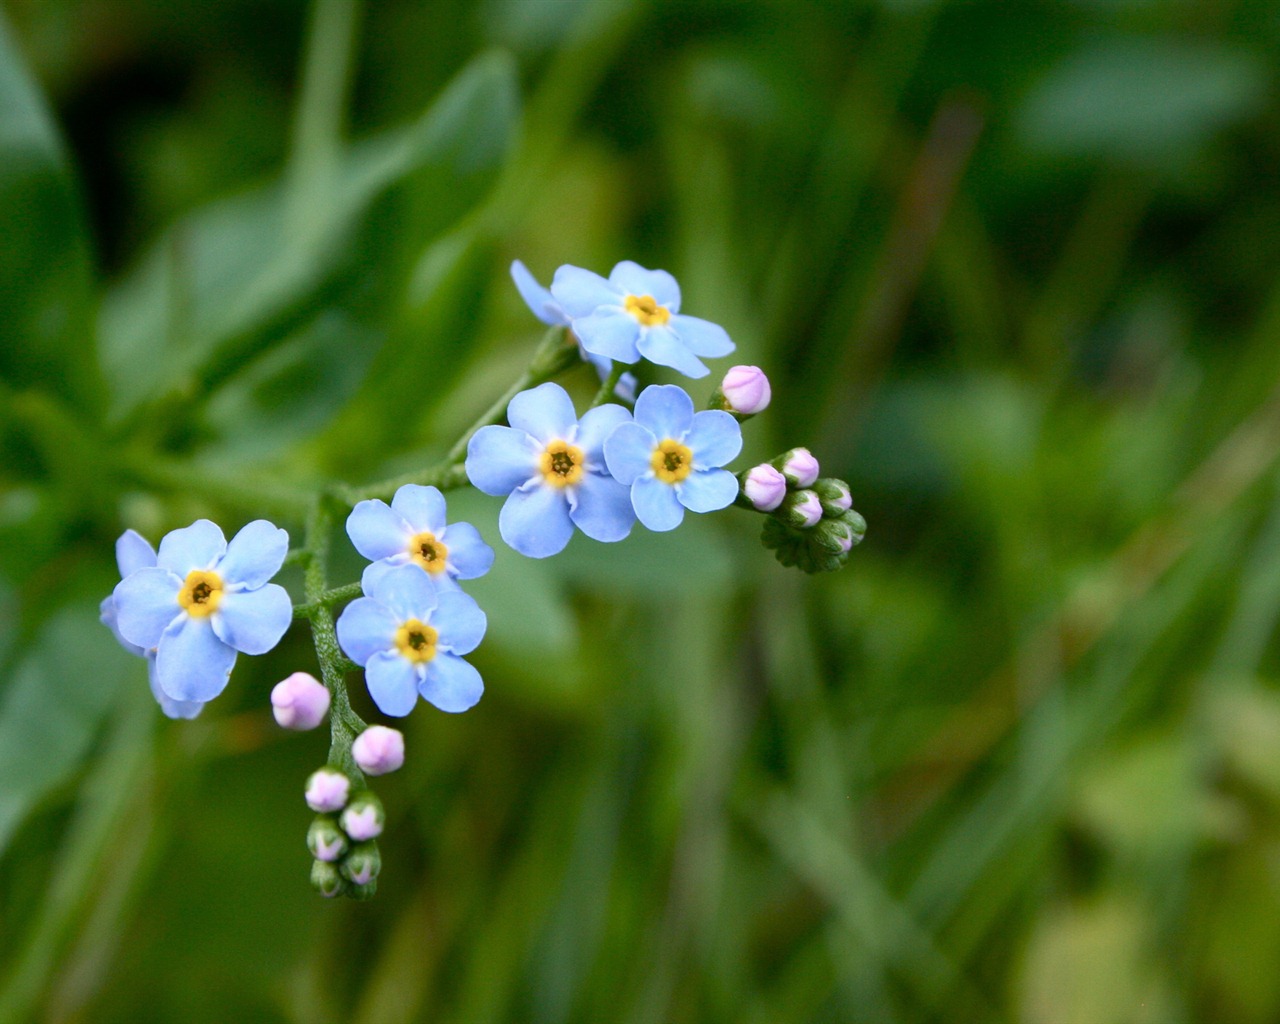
[305,765,386,899]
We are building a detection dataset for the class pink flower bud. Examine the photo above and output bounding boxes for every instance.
[743,464,787,511]
[787,490,824,528]
[721,365,771,415]
[781,447,819,487]
[352,726,405,776]
[305,768,350,813]
[341,793,385,841]
[272,672,330,730]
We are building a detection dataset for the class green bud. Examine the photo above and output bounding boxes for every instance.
[311,858,345,898]
[776,489,824,529]
[341,841,382,886]
[347,880,379,901]
[307,815,348,862]
[812,477,853,518]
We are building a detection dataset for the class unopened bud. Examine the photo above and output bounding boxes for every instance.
[347,880,378,900]
[813,478,853,518]
[778,490,823,529]
[311,858,344,898]
[717,365,771,416]
[842,509,867,546]
[341,841,382,886]
[305,768,350,813]
[775,447,819,488]
[352,726,405,776]
[812,517,855,555]
[307,815,348,862]
[271,672,330,730]
[740,464,787,511]
[341,791,385,841]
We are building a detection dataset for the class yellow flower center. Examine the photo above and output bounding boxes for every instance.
[395,618,438,664]
[651,439,694,484]
[624,294,670,327]
[539,439,585,488]
[408,531,449,575]
[178,569,224,617]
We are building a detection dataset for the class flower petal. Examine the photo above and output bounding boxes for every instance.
[550,264,622,317]
[499,481,574,558]
[390,484,448,534]
[466,425,541,496]
[633,384,695,441]
[507,382,578,443]
[336,596,399,666]
[211,583,293,655]
[418,653,484,713]
[113,567,182,648]
[101,594,146,658]
[362,562,438,622]
[115,530,156,577]
[156,519,227,575]
[572,311,641,363]
[511,260,569,326]
[670,313,734,357]
[608,260,681,311]
[569,471,635,542]
[678,468,740,513]
[686,410,743,468]
[636,326,709,378]
[438,522,494,580]
[364,650,420,717]
[148,656,204,719]
[603,421,656,486]
[631,475,686,532]
[155,616,237,703]
[432,590,487,655]
[574,403,632,462]
[219,519,288,590]
[347,500,412,561]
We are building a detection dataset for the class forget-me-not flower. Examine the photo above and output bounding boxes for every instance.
[112,519,293,703]
[101,529,205,719]
[466,382,635,558]
[549,260,734,379]
[335,562,486,716]
[347,484,493,594]
[604,384,743,531]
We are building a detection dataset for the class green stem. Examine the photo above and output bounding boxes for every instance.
[292,581,364,619]
[590,361,627,408]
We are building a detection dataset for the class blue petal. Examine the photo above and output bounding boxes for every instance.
[608,260,681,312]
[511,260,569,326]
[636,326,709,378]
[212,583,293,655]
[678,468,740,513]
[572,311,641,363]
[686,410,743,468]
[569,471,635,542]
[113,567,182,648]
[362,562,439,622]
[631,475,685,532]
[359,558,404,596]
[603,421,656,486]
[115,530,156,577]
[550,264,622,317]
[633,384,695,441]
[466,425,541,496]
[670,313,734,357]
[439,522,494,580]
[155,616,237,703]
[419,653,484,713]
[101,595,145,658]
[219,520,288,590]
[365,650,420,717]
[507,382,578,443]
[347,500,411,561]
[433,590,487,655]
[499,481,574,558]
[390,484,448,534]
[156,519,227,575]
[574,403,632,462]
[148,656,203,719]
[336,596,399,666]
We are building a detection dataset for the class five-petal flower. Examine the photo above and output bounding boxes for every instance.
[604,384,743,531]
[466,382,635,558]
[111,519,293,703]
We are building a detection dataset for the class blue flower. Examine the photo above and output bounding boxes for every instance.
[466,382,636,558]
[100,529,205,719]
[335,562,486,716]
[604,384,743,531]
[347,484,494,594]
[111,519,293,703]
[549,260,734,379]
[511,260,636,401]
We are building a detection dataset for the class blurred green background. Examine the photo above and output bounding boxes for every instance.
[4,0,1280,1020]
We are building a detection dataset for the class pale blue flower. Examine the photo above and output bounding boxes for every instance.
[549,260,734,379]
[347,484,493,595]
[465,382,634,558]
[335,563,486,716]
[112,519,293,703]
[604,384,743,531]
[511,260,636,401]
